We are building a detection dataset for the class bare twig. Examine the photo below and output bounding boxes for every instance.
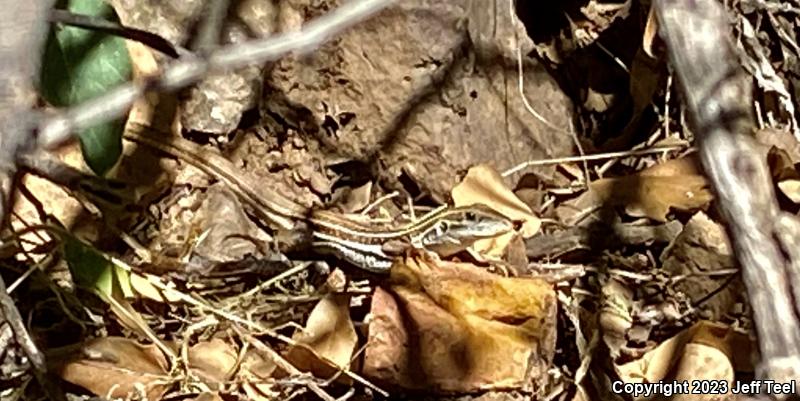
[502,144,689,177]
[38,0,394,149]
[17,150,123,193]
[655,0,800,392]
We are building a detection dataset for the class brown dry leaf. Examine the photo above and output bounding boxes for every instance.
[668,344,733,401]
[566,158,712,223]
[55,337,170,400]
[768,145,800,179]
[284,294,357,381]
[765,145,800,203]
[615,321,754,401]
[239,351,279,401]
[362,252,556,393]
[242,384,276,401]
[188,339,238,386]
[642,4,659,58]
[452,164,541,237]
[470,230,525,271]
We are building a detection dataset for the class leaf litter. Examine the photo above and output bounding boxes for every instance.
[5,0,800,400]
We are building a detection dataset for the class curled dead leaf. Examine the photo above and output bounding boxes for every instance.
[452,164,541,238]
[642,4,659,58]
[239,351,279,401]
[614,321,754,401]
[188,339,238,386]
[363,252,556,393]
[54,337,170,400]
[766,145,800,203]
[284,294,357,382]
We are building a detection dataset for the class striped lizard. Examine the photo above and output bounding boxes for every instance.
[121,124,515,273]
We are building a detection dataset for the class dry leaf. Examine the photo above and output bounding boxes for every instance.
[778,179,800,203]
[188,339,238,386]
[285,294,357,381]
[362,252,556,393]
[471,230,520,263]
[452,164,541,237]
[55,337,170,400]
[563,158,712,223]
[615,321,753,401]
[769,145,800,179]
[642,4,659,58]
[765,145,800,203]
[239,351,279,401]
[668,344,733,401]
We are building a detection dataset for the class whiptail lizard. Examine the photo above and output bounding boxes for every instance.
[120,124,515,273]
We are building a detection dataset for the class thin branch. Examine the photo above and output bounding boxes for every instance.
[502,144,690,177]
[37,0,394,149]
[656,0,800,389]
[17,150,124,192]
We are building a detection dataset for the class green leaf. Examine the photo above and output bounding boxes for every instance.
[40,0,132,175]
[63,236,132,300]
